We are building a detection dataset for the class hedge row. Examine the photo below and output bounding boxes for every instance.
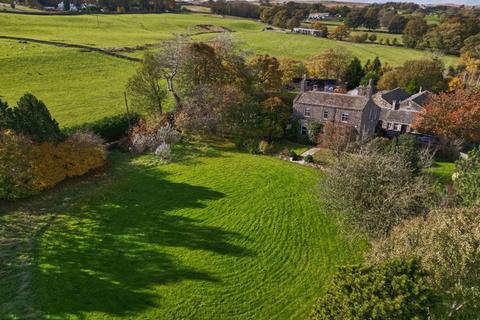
[63,113,140,143]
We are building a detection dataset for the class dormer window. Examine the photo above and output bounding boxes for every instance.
[304,107,311,117]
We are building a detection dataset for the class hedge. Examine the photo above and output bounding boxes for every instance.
[63,113,140,142]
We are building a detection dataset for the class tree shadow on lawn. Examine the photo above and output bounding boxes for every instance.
[33,165,255,318]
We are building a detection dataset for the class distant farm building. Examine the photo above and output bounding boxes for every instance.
[292,27,326,37]
[307,12,340,21]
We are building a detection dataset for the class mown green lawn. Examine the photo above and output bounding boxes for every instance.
[427,160,455,185]
[0,142,362,319]
[0,40,136,126]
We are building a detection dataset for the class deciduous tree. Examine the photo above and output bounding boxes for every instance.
[249,54,283,92]
[414,89,480,142]
[369,206,480,319]
[328,25,350,41]
[127,52,168,116]
[402,17,428,48]
[306,48,351,81]
[320,147,436,238]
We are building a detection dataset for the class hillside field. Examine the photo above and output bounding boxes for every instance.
[1,142,363,319]
[0,40,135,126]
[0,12,458,126]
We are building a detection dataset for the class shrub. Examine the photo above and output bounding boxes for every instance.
[0,131,36,199]
[288,149,299,160]
[64,113,140,143]
[368,34,377,42]
[258,140,272,154]
[128,120,160,154]
[310,259,435,320]
[0,130,107,199]
[369,206,480,318]
[320,149,437,238]
[304,154,314,163]
[31,141,68,190]
[154,142,171,161]
[279,147,290,158]
[391,134,420,171]
[319,122,357,157]
[128,121,181,155]
[156,123,181,145]
[243,138,260,154]
[1,93,63,142]
[350,33,368,43]
[59,131,107,178]
[31,131,106,190]
[307,122,322,145]
[367,135,421,172]
[453,147,480,206]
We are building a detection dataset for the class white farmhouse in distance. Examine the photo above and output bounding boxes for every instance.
[57,1,78,11]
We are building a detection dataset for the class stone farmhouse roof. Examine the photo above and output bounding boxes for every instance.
[380,88,410,105]
[374,88,431,125]
[380,108,419,125]
[295,91,368,111]
[402,90,430,108]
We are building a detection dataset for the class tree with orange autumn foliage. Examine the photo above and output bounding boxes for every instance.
[414,89,480,143]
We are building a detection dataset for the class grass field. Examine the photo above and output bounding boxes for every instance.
[0,40,136,126]
[0,12,458,126]
[0,141,362,319]
[0,12,457,65]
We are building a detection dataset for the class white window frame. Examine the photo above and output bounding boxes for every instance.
[393,123,401,131]
[341,112,349,123]
[323,110,329,120]
[304,107,311,118]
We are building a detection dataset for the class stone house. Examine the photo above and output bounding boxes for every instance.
[293,79,380,141]
[373,88,430,134]
[293,78,431,140]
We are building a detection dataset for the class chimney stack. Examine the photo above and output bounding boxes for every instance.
[300,74,307,93]
[366,78,375,98]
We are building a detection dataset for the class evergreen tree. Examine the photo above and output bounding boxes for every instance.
[0,99,13,131]
[345,57,365,89]
[360,71,380,86]
[405,78,419,95]
[10,93,63,142]
[372,56,382,74]
[63,0,70,11]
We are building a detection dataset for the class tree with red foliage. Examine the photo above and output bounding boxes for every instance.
[414,89,480,143]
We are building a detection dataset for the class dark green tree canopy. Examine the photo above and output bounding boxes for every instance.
[0,93,63,142]
[345,57,365,89]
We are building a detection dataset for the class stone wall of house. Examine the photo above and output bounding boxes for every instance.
[293,102,365,135]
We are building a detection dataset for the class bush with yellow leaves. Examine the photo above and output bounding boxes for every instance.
[0,130,106,200]
[60,131,107,178]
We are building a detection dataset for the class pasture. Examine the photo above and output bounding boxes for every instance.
[0,12,458,125]
[0,40,135,126]
[0,12,457,63]
[1,142,362,319]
